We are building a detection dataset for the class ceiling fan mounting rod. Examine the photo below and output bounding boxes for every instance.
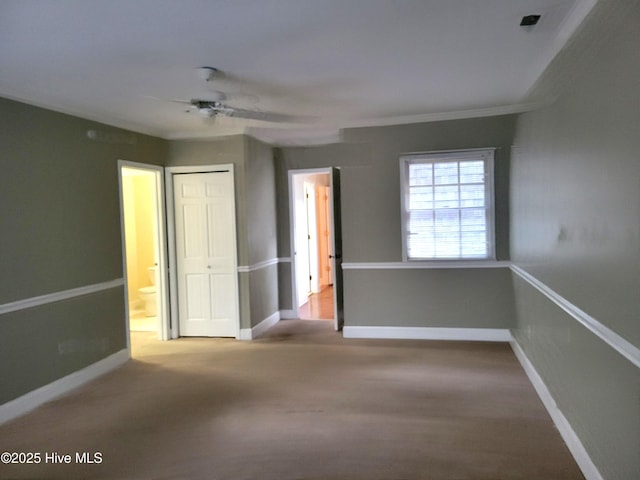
[196,66,220,82]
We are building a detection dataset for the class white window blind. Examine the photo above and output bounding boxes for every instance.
[400,149,495,260]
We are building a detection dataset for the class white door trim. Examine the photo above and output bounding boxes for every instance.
[118,160,170,346]
[288,168,334,318]
[0,279,124,315]
[165,164,240,339]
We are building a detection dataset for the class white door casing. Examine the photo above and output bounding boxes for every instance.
[118,160,170,345]
[293,174,311,308]
[289,168,342,328]
[173,170,239,337]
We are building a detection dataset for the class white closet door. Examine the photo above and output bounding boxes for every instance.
[173,171,238,337]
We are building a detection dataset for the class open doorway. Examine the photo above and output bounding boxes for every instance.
[289,168,343,329]
[118,161,169,349]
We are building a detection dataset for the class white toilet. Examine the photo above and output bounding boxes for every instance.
[138,267,157,317]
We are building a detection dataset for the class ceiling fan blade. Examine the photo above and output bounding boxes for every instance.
[169,99,195,106]
[143,95,194,106]
[207,88,259,105]
[221,106,316,124]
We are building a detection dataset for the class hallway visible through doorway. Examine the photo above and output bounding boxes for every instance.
[290,168,341,327]
[299,286,334,320]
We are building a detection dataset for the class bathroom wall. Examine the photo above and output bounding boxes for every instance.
[122,176,140,306]
[122,173,156,309]
[133,175,156,292]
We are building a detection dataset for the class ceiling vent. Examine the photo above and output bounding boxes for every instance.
[520,14,541,27]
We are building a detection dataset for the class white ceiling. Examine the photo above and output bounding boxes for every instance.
[0,0,596,145]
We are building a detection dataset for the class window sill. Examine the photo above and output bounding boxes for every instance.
[341,261,511,270]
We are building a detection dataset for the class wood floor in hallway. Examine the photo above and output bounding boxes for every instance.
[298,286,334,320]
[0,321,584,479]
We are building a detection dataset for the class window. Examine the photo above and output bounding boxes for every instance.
[400,149,495,261]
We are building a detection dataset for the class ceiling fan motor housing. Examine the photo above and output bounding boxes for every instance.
[197,66,220,82]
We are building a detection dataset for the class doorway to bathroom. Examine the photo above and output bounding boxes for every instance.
[118,161,169,346]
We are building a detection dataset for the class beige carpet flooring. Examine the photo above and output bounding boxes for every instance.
[0,320,584,479]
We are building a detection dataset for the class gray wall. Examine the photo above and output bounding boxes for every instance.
[245,136,279,327]
[345,268,514,328]
[509,2,640,478]
[0,97,167,403]
[168,135,248,262]
[4,6,637,476]
[277,115,516,329]
[168,136,251,328]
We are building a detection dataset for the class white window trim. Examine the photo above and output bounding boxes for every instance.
[400,148,496,262]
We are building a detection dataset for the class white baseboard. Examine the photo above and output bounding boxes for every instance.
[342,326,512,342]
[510,341,603,480]
[0,348,129,425]
[239,311,280,340]
[279,309,296,319]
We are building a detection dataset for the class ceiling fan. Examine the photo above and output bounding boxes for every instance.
[168,66,316,124]
[179,98,315,123]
